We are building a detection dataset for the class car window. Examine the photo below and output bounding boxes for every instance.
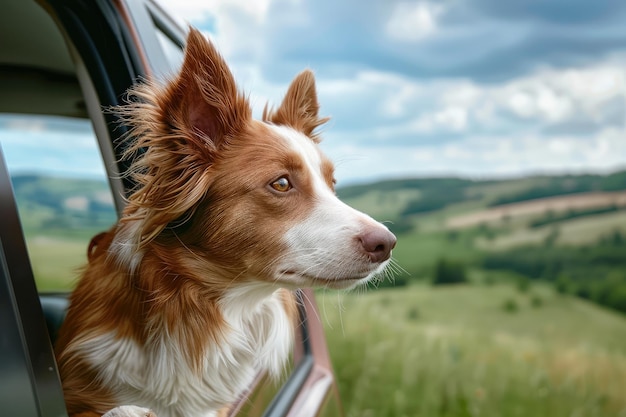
[0,114,117,292]
[154,25,184,71]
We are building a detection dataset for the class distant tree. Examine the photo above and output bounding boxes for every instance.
[555,274,571,294]
[502,298,518,313]
[516,276,531,293]
[601,170,626,191]
[575,284,592,300]
[607,286,626,313]
[432,259,467,285]
[609,230,624,246]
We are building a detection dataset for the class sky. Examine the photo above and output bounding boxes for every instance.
[162,0,626,184]
[1,0,625,185]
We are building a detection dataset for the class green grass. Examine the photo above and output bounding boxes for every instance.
[393,230,483,276]
[556,211,626,244]
[321,283,626,417]
[11,173,626,417]
[25,235,88,291]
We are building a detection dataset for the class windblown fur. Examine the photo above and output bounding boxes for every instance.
[55,28,395,417]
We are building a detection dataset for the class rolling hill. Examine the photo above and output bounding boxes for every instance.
[330,169,626,417]
[337,169,626,315]
[9,171,626,416]
[10,169,626,299]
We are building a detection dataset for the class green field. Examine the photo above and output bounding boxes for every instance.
[9,171,626,416]
[25,236,87,291]
[330,171,626,416]
[322,283,626,417]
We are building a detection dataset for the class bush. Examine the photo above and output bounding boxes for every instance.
[599,229,625,246]
[607,287,626,313]
[530,294,543,308]
[517,276,531,293]
[502,298,519,313]
[575,284,592,300]
[433,259,467,285]
[555,275,570,294]
[406,307,420,321]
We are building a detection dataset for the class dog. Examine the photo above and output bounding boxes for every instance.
[54,28,396,417]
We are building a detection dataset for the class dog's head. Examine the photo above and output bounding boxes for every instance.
[114,29,396,290]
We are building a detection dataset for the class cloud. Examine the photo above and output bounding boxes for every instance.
[386,2,444,42]
[324,127,626,184]
[178,0,626,84]
[162,0,271,25]
[313,55,625,140]
[470,0,626,24]
[219,52,626,183]
[171,0,626,87]
[159,0,626,183]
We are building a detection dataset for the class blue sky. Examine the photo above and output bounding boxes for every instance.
[164,0,626,184]
[1,0,625,185]
[0,115,108,179]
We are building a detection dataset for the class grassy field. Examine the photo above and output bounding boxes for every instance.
[11,172,626,417]
[321,283,626,417]
[26,236,88,291]
[344,179,626,416]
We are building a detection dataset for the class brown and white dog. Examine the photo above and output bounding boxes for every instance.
[54,29,396,417]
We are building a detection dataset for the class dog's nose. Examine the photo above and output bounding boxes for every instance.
[359,226,397,263]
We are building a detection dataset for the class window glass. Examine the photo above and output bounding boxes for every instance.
[155,26,184,71]
[0,114,117,292]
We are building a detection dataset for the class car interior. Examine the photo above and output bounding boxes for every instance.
[0,2,86,117]
[0,1,87,341]
[0,3,116,416]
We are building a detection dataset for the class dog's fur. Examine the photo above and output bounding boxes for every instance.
[54,29,396,417]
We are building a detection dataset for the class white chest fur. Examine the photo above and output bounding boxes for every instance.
[76,286,293,417]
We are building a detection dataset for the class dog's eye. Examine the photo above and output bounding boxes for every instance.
[270,177,292,192]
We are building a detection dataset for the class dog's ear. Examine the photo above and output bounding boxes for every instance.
[263,70,329,142]
[118,28,251,246]
[174,28,251,147]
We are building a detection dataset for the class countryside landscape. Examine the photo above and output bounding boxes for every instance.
[10,169,626,417]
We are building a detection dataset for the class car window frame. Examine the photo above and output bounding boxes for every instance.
[0,145,69,417]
